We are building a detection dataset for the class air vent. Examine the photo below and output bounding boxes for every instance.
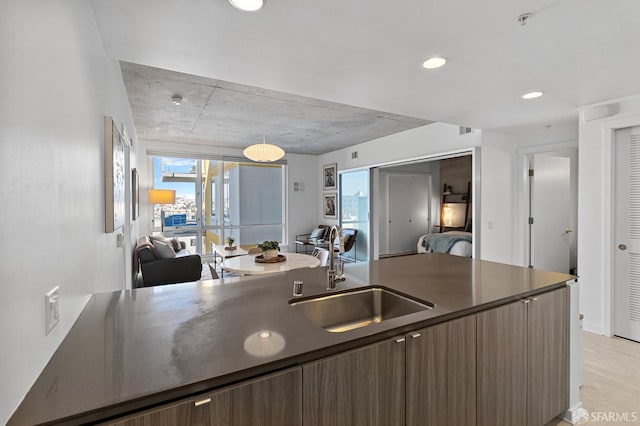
[459,126,472,135]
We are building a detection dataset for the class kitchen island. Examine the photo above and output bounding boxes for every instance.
[9,254,579,425]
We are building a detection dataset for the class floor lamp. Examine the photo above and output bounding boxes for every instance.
[147,189,176,233]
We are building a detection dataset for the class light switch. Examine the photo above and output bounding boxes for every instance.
[45,286,59,335]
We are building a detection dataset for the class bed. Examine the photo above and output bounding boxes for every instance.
[417,231,472,257]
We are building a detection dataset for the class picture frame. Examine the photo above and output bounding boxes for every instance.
[104,116,126,233]
[323,163,337,191]
[323,193,337,219]
[132,168,139,221]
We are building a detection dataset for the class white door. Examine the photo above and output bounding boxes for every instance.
[614,126,640,342]
[388,174,430,254]
[531,155,571,273]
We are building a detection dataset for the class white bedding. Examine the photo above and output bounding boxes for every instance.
[417,231,472,257]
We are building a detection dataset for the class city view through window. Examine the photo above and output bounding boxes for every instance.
[152,157,284,256]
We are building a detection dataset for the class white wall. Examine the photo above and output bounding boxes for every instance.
[480,131,518,264]
[578,94,640,335]
[0,1,137,423]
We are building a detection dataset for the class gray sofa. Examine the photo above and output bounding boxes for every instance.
[134,236,202,287]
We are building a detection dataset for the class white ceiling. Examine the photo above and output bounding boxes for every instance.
[91,0,640,151]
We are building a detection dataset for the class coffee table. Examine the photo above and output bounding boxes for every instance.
[211,244,248,277]
[221,253,320,275]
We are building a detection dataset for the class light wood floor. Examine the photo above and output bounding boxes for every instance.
[548,331,640,425]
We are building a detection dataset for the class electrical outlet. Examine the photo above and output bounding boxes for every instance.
[45,286,59,335]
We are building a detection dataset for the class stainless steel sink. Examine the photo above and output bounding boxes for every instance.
[289,286,434,333]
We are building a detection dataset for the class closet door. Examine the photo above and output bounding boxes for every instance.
[614,125,640,342]
[388,174,430,254]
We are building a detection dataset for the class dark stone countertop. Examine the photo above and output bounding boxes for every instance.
[9,254,573,425]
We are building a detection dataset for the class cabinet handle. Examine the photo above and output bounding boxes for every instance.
[409,332,421,339]
[522,299,530,304]
[394,337,406,343]
[531,297,538,302]
[194,398,212,407]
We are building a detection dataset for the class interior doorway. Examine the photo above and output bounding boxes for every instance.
[521,145,578,275]
[613,126,640,342]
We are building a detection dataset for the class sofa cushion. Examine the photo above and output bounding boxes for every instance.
[152,239,177,259]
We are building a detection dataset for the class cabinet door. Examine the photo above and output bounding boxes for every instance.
[527,287,569,425]
[231,367,302,426]
[477,300,528,426]
[406,315,476,426]
[302,337,405,426]
[106,390,231,426]
[106,367,301,426]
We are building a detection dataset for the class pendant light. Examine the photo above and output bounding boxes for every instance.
[243,133,285,162]
[229,0,264,12]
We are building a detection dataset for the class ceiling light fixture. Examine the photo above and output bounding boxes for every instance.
[229,0,264,12]
[243,133,285,162]
[171,95,183,105]
[422,57,447,69]
[522,91,544,99]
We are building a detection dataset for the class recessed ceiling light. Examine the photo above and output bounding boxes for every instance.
[422,57,447,69]
[171,95,183,105]
[522,91,543,99]
[229,0,264,11]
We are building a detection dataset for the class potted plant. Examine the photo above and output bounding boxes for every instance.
[258,240,280,259]
[226,236,235,249]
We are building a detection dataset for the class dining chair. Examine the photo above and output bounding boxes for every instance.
[311,247,330,266]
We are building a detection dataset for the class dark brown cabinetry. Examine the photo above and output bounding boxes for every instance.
[105,367,301,426]
[477,287,568,426]
[302,337,405,426]
[406,315,477,426]
[303,315,477,426]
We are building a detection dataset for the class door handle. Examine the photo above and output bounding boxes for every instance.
[619,244,628,251]
[565,228,572,234]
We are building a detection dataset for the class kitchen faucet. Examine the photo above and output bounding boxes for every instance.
[327,225,346,291]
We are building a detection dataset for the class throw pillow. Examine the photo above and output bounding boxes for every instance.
[152,239,176,259]
[149,234,167,242]
[170,238,181,252]
[309,227,325,239]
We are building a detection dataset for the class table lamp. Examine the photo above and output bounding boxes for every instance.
[147,189,176,233]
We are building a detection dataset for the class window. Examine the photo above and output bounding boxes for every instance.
[151,156,285,257]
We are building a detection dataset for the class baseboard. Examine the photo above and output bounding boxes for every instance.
[559,403,587,425]
[582,320,605,336]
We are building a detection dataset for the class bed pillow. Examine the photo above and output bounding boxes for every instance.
[152,239,177,259]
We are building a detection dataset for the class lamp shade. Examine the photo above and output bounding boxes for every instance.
[147,189,176,204]
[243,136,285,162]
[442,203,466,227]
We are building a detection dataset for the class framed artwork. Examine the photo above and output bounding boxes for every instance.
[323,193,337,219]
[104,116,126,233]
[132,168,139,220]
[323,163,337,191]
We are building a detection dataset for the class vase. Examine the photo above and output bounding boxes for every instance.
[263,249,278,259]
